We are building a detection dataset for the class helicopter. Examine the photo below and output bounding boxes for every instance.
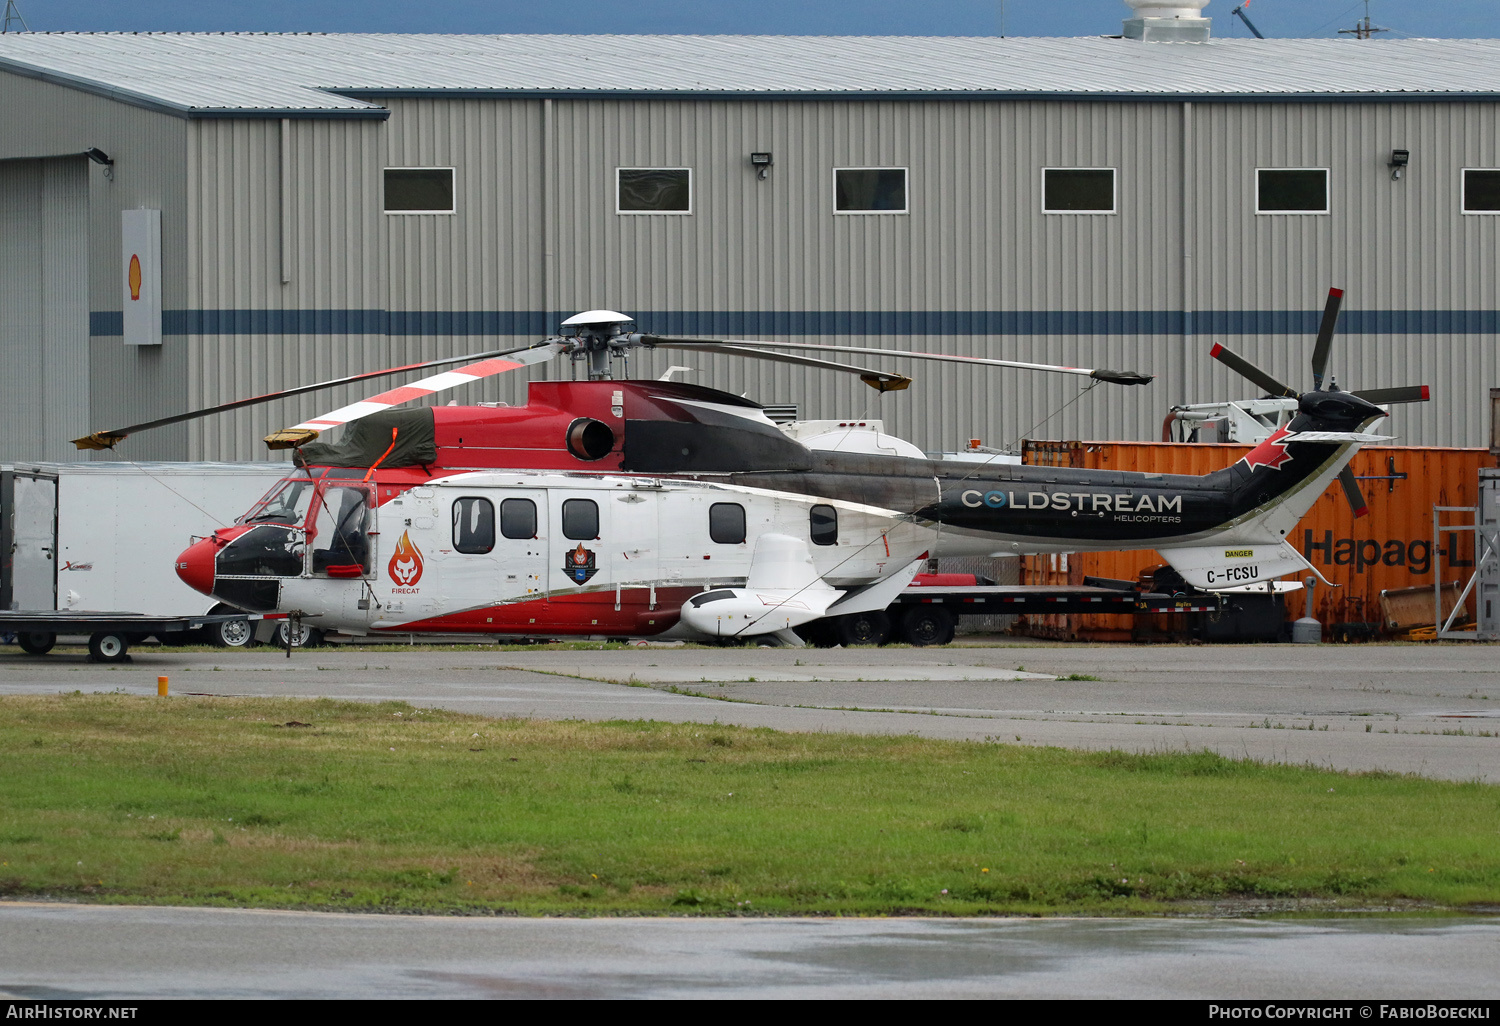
[73,289,1427,646]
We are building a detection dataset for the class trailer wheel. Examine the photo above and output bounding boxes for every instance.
[834,611,892,647]
[88,632,130,663]
[17,631,56,656]
[208,616,257,649]
[899,606,956,647]
[276,621,324,649]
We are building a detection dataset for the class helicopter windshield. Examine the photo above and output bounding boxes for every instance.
[240,476,320,526]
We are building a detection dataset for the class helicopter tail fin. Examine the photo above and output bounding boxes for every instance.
[1154,540,1326,592]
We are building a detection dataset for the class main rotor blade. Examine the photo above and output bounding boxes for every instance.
[1337,465,1370,519]
[1350,384,1430,405]
[1310,287,1344,390]
[1209,343,1299,399]
[649,341,912,392]
[264,342,566,449]
[636,335,1152,385]
[72,342,564,451]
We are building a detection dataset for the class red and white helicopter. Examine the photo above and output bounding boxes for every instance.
[75,289,1426,646]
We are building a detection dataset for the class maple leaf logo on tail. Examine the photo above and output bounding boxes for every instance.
[1240,425,1295,471]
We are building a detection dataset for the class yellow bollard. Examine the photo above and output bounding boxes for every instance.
[157,676,169,697]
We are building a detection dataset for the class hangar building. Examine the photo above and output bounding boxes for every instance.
[2,5,1499,462]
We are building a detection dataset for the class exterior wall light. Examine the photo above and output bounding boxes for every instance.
[85,147,114,180]
[1390,148,1410,181]
[750,152,773,180]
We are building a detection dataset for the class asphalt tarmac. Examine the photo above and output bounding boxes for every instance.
[1,903,1497,999]
[0,639,1495,781]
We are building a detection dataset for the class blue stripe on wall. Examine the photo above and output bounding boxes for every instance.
[87,308,1500,338]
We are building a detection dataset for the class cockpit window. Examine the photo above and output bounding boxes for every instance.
[240,477,320,526]
[309,484,373,574]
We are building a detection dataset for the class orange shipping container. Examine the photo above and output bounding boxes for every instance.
[1018,442,1497,640]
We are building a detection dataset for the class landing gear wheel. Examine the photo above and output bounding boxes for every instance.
[899,606,956,647]
[88,632,130,663]
[276,621,324,649]
[794,619,839,649]
[17,631,56,656]
[834,610,892,647]
[208,614,257,649]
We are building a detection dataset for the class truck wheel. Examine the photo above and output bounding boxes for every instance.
[276,621,324,649]
[900,606,956,647]
[209,616,257,649]
[88,632,130,663]
[17,631,56,656]
[834,611,892,647]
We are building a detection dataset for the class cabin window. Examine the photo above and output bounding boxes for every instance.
[452,497,495,554]
[617,168,692,213]
[384,168,456,213]
[810,504,839,546]
[709,503,746,545]
[834,168,907,213]
[1043,168,1116,213]
[562,498,599,540]
[1256,169,1329,213]
[1463,169,1500,212]
[500,498,538,540]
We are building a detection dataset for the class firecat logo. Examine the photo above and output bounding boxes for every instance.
[564,543,598,585]
[1241,426,1294,472]
[388,530,425,588]
[128,254,142,301]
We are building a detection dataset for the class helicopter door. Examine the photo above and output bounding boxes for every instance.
[492,491,547,604]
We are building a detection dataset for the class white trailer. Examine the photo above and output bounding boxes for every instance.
[1,461,290,649]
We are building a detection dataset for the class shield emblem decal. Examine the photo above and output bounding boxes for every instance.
[564,543,598,585]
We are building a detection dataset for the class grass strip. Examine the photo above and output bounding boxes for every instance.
[1,693,1496,916]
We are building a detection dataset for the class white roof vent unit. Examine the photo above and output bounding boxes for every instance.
[1123,0,1211,41]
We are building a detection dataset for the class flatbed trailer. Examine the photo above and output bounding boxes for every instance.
[0,610,261,663]
[802,577,1226,647]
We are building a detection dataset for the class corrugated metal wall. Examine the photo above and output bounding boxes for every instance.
[0,156,88,462]
[0,69,189,462]
[7,74,1498,462]
[186,116,385,461]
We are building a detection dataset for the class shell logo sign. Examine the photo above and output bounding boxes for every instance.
[388,531,425,589]
[128,254,142,301]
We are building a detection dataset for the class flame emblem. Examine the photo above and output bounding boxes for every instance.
[387,530,425,587]
[128,254,142,301]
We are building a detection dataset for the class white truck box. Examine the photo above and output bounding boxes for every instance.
[2,461,289,616]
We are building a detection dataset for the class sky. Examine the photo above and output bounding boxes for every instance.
[4,1,1498,39]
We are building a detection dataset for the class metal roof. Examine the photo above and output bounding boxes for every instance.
[3,32,1500,116]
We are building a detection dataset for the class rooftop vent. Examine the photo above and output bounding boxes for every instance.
[1123,0,1211,41]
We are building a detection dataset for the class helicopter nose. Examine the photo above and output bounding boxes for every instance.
[176,536,218,595]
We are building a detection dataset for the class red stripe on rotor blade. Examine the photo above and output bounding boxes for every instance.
[458,357,525,376]
[368,385,436,405]
[1420,385,1430,401]
[1210,343,1224,357]
[1353,505,1370,519]
[1329,287,1344,298]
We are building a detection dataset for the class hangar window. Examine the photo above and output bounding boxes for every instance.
[562,498,600,540]
[452,497,495,554]
[500,498,538,540]
[1043,168,1117,213]
[834,168,907,213]
[617,168,692,213]
[384,168,456,214]
[1256,169,1329,214]
[1462,169,1500,212]
[709,503,746,545]
[810,504,839,546]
